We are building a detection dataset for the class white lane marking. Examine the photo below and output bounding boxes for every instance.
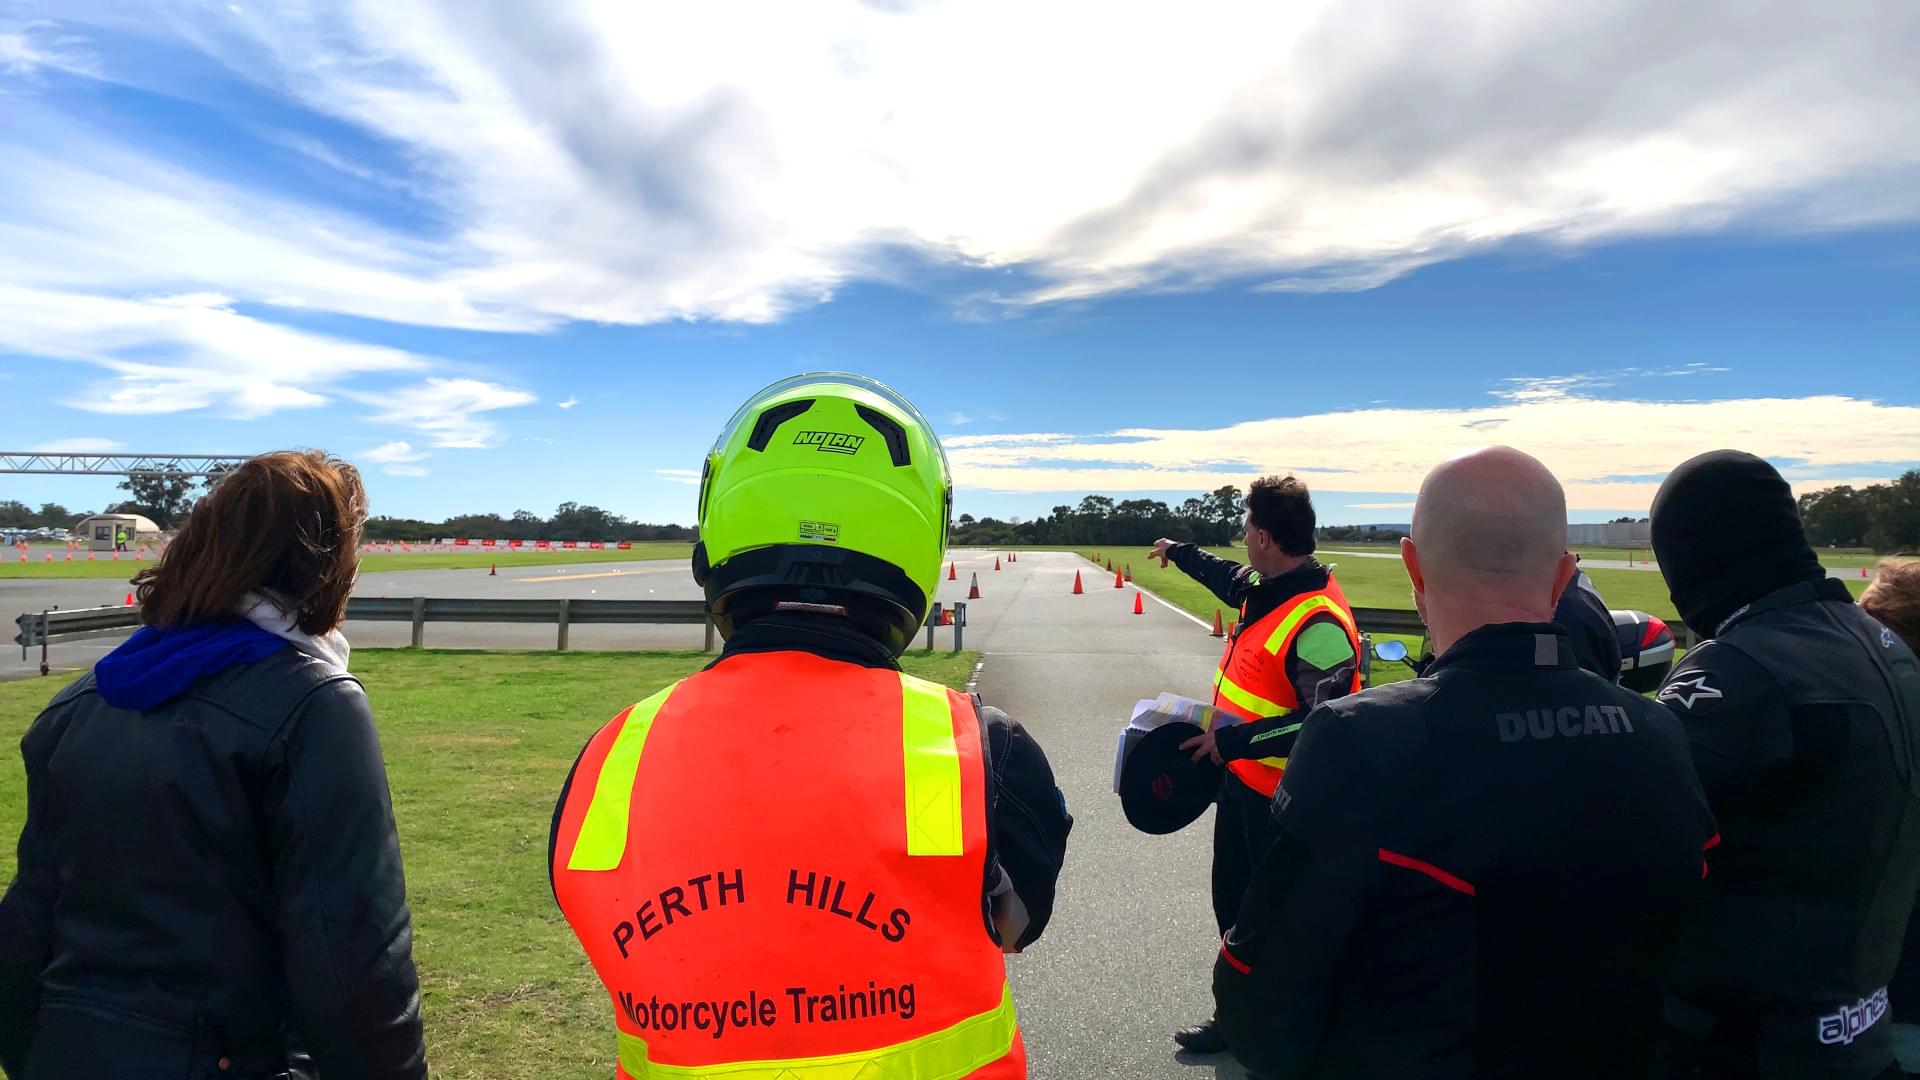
[1078,553,1214,632]
[1134,584,1214,631]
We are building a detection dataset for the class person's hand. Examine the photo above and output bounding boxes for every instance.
[1180,729,1223,765]
[1150,538,1178,568]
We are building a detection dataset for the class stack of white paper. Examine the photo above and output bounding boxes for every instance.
[1112,693,1234,793]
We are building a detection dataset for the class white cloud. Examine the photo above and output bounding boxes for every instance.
[946,411,973,426]
[557,396,579,409]
[28,437,123,453]
[0,24,95,79]
[945,383,1920,511]
[362,377,537,448]
[359,441,432,476]
[0,287,428,418]
[0,0,1913,331]
[654,468,702,485]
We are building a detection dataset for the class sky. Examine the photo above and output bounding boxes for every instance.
[1,1,1916,527]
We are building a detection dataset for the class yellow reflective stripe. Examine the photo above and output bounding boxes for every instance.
[565,683,679,872]
[1263,594,1357,655]
[1211,668,1291,719]
[618,984,1018,1079]
[900,671,964,857]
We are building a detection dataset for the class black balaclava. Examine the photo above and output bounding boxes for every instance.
[1651,450,1824,635]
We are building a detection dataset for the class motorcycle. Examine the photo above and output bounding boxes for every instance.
[1368,609,1677,692]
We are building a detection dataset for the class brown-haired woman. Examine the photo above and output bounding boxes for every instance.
[1864,556,1920,1078]
[0,451,426,1079]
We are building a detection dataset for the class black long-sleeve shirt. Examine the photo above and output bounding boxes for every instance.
[1164,544,1358,762]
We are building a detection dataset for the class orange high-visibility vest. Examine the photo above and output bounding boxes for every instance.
[552,650,1025,1079]
[1209,575,1362,797]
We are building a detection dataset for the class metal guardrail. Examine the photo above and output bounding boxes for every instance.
[16,597,973,674]
[15,596,1676,678]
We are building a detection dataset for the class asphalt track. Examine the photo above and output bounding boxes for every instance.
[4,549,1254,1077]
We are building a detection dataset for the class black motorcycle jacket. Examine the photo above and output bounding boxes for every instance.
[1657,577,1920,1077]
[1558,570,1623,683]
[1215,623,1716,1080]
[0,650,426,1080]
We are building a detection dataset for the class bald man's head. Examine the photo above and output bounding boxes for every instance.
[1409,446,1571,615]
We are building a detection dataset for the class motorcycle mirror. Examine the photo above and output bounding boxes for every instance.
[1375,639,1409,663]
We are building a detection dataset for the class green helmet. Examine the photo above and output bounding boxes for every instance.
[692,373,951,652]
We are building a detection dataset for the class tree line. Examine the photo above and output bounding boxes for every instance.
[19,467,1913,552]
[362,503,696,543]
[947,486,1412,548]
[1796,469,1920,552]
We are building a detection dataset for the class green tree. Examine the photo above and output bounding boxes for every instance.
[1863,471,1920,553]
[1798,485,1872,548]
[1207,484,1245,540]
[116,470,196,527]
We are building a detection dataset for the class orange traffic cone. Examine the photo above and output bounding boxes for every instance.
[1211,609,1226,637]
[1105,559,1113,573]
[1124,563,1132,582]
[87,550,94,561]
[64,551,72,561]
[1072,571,1084,594]
[1009,552,1016,563]
[1132,591,1145,615]
[968,573,981,599]
[44,552,51,562]
[124,592,134,606]
[940,609,953,626]
[948,561,958,581]
[489,563,497,576]
[1113,569,1124,589]
[1862,566,1870,579]
[993,556,1002,571]
[111,551,119,561]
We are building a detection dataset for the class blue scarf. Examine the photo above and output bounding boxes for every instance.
[94,621,290,711]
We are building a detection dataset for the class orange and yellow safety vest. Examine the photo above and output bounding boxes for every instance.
[552,650,1025,1079]
[1209,575,1362,797]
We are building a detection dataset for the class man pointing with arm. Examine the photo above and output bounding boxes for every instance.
[1148,475,1362,1055]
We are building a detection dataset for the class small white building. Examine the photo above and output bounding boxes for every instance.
[73,513,162,552]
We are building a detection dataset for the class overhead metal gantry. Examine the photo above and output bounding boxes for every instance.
[0,453,249,477]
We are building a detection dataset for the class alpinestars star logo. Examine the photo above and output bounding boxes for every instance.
[1884,626,1899,649]
[1659,674,1724,711]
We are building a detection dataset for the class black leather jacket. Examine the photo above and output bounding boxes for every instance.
[1657,577,1920,1077]
[0,650,426,1080]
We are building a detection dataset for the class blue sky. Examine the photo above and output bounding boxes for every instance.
[2,2,1916,527]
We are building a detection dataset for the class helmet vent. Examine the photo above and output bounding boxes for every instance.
[855,403,912,467]
[746,399,814,451]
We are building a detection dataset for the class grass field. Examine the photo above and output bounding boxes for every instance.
[0,543,693,580]
[1316,541,1890,570]
[1078,545,1869,630]
[0,647,975,1079]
